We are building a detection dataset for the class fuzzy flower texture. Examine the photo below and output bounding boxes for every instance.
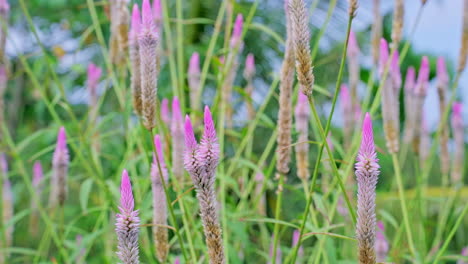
[116,170,140,264]
[355,113,380,264]
[184,106,224,264]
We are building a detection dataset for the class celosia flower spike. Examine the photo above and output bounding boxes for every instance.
[33,161,43,186]
[378,38,389,78]
[49,126,69,207]
[189,52,200,76]
[188,52,201,110]
[375,221,389,262]
[391,50,401,90]
[130,4,143,116]
[355,112,380,264]
[451,102,464,184]
[161,98,170,125]
[437,57,449,86]
[347,31,360,57]
[199,106,220,173]
[404,67,415,92]
[171,97,185,182]
[152,0,162,22]
[231,14,243,47]
[130,4,141,39]
[415,56,430,96]
[141,0,154,29]
[116,170,140,264]
[184,115,198,152]
[245,53,255,77]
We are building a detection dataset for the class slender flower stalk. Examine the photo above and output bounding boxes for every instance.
[294,92,310,181]
[30,161,43,237]
[0,153,13,261]
[355,113,380,264]
[276,2,295,176]
[152,135,169,262]
[347,30,360,110]
[371,0,382,67]
[138,0,159,130]
[403,67,416,144]
[160,98,170,126]
[375,221,389,263]
[188,52,201,110]
[0,0,8,63]
[109,0,129,66]
[49,127,69,207]
[183,107,224,264]
[291,230,304,262]
[340,84,353,147]
[129,4,142,116]
[412,56,430,154]
[451,102,464,185]
[243,53,256,121]
[458,0,468,74]
[289,0,314,97]
[436,57,450,178]
[171,97,185,183]
[379,39,400,153]
[152,0,163,73]
[115,170,140,264]
[391,0,404,48]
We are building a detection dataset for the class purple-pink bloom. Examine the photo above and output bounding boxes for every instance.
[161,98,170,125]
[375,221,389,262]
[415,56,430,96]
[292,230,304,260]
[171,97,185,181]
[129,4,141,43]
[87,63,102,89]
[141,0,154,31]
[245,53,255,77]
[295,92,309,132]
[458,247,468,264]
[198,106,220,173]
[116,170,140,264]
[437,57,449,86]
[390,50,401,90]
[49,126,69,207]
[174,257,180,264]
[347,30,360,57]
[452,102,463,126]
[0,0,9,11]
[405,66,416,93]
[33,161,43,187]
[152,0,162,22]
[230,14,244,47]
[189,52,200,76]
[378,38,389,78]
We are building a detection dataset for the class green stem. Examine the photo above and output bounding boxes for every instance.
[271,173,285,264]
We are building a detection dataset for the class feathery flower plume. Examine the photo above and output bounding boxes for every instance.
[0,0,8,63]
[152,135,169,262]
[390,51,402,90]
[289,0,314,97]
[412,56,430,154]
[230,14,244,48]
[458,0,468,73]
[371,0,382,67]
[458,247,468,264]
[340,84,353,147]
[160,98,170,126]
[391,0,404,48]
[276,1,295,176]
[188,52,201,110]
[436,57,450,178]
[183,108,225,264]
[375,221,389,262]
[116,170,140,264]
[292,230,304,262]
[347,31,360,110]
[152,0,162,28]
[49,127,69,207]
[379,39,400,153]
[129,4,143,116]
[355,113,380,264]
[244,53,256,120]
[0,153,13,261]
[138,0,159,130]
[403,66,416,144]
[171,97,185,183]
[30,161,43,236]
[451,102,464,184]
[109,0,129,66]
[294,92,310,181]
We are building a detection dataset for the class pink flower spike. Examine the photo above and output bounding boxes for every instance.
[233,14,243,39]
[56,126,67,152]
[203,106,217,141]
[152,0,162,21]
[437,57,449,85]
[292,230,301,247]
[172,97,183,122]
[404,67,416,92]
[130,4,141,38]
[184,115,198,152]
[174,257,180,264]
[87,63,102,85]
[0,0,9,11]
[0,153,7,174]
[189,52,200,75]
[340,84,351,108]
[153,134,165,164]
[379,38,389,77]
[347,31,360,57]
[141,0,154,28]
[391,50,402,89]
[33,161,43,186]
[359,113,376,157]
[161,98,170,124]
[416,56,430,95]
[246,53,255,74]
[120,170,134,213]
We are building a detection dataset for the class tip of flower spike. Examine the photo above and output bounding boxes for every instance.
[172,97,182,121]
[130,4,141,36]
[233,14,244,38]
[184,115,198,151]
[203,106,217,140]
[453,102,463,117]
[87,63,102,83]
[0,66,6,78]
[379,38,389,77]
[141,0,154,28]
[462,247,468,256]
[57,126,67,151]
[292,230,301,246]
[174,257,181,264]
[189,52,200,75]
[360,113,375,155]
[120,170,134,212]
[347,31,359,57]
[152,0,161,20]
[0,0,9,11]
[405,66,416,91]
[437,57,448,84]
[254,172,264,181]
[246,53,255,73]
[340,84,350,99]
[33,161,43,186]
[416,56,430,94]
[377,221,385,231]
[153,134,164,163]
[391,50,401,88]
[161,98,170,122]
[298,91,308,104]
